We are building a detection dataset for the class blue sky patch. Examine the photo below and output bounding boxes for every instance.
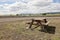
[0,1,15,4]
[53,0,60,3]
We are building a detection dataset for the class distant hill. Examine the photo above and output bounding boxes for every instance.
[46,12,60,14]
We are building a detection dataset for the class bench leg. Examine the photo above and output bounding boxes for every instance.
[29,20,34,29]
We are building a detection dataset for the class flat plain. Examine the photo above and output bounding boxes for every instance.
[0,17,60,40]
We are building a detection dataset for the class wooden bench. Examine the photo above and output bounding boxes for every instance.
[26,18,56,34]
[26,18,49,30]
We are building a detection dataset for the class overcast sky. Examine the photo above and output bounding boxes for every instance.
[0,0,60,15]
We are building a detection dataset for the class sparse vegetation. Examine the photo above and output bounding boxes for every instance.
[15,13,60,17]
[42,13,47,15]
[0,18,60,40]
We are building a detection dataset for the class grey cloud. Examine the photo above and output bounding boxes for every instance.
[10,6,28,12]
[33,2,51,7]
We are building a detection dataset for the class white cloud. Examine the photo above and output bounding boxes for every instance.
[0,0,60,15]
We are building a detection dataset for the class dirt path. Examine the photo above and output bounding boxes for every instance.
[0,17,60,23]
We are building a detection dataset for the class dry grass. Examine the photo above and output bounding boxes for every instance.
[0,18,60,40]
